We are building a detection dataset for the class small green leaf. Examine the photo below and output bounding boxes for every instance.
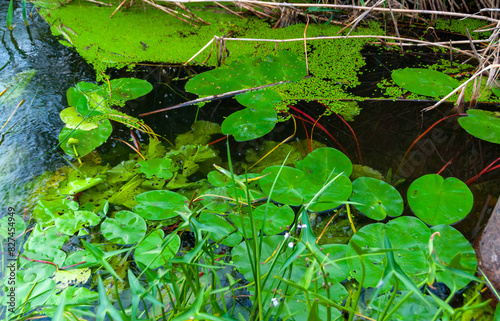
[133,190,191,220]
[59,107,98,131]
[351,177,403,220]
[235,89,282,110]
[101,211,147,244]
[296,147,353,183]
[107,78,153,101]
[392,68,460,98]
[59,120,112,158]
[221,108,277,141]
[458,109,500,145]
[134,231,180,269]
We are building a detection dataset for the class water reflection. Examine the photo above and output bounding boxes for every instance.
[0,2,95,210]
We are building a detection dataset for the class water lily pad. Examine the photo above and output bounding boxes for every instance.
[107,78,153,101]
[197,212,241,247]
[259,165,309,206]
[133,190,191,220]
[134,230,180,269]
[101,211,147,244]
[54,210,101,235]
[392,68,460,98]
[235,89,282,110]
[59,107,98,130]
[221,108,277,141]
[229,203,294,238]
[59,119,112,158]
[430,225,477,289]
[350,177,403,220]
[296,147,352,184]
[260,51,307,83]
[407,174,473,225]
[458,109,500,144]
[305,175,352,212]
[66,81,100,106]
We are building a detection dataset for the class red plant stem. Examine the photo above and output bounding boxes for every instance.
[288,105,351,157]
[335,112,363,165]
[130,130,140,151]
[20,255,59,269]
[466,156,500,185]
[300,118,312,152]
[206,135,228,146]
[396,113,466,177]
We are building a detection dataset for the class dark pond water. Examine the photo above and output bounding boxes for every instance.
[0,1,95,210]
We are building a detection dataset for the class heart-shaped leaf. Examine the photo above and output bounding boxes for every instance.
[296,147,353,184]
[235,89,282,110]
[350,177,403,220]
[407,174,473,225]
[59,107,98,130]
[259,165,309,206]
[458,109,500,144]
[59,120,112,158]
[221,108,277,141]
[107,78,153,101]
[133,190,191,220]
[392,68,460,98]
[134,230,180,269]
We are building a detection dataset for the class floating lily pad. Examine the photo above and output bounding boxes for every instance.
[235,89,282,110]
[59,119,112,158]
[54,210,101,235]
[296,147,352,184]
[350,177,403,220]
[392,68,460,98]
[458,109,500,144]
[197,212,241,247]
[66,81,99,106]
[59,107,98,130]
[430,224,477,289]
[229,203,294,238]
[107,78,153,101]
[305,175,352,212]
[134,230,180,269]
[259,165,309,206]
[221,108,277,141]
[407,174,473,225]
[101,211,147,244]
[133,190,191,220]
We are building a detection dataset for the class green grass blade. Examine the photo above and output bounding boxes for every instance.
[7,0,14,30]
[22,0,28,25]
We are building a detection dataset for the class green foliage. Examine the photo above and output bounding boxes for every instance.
[392,68,460,98]
[407,174,474,225]
[458,109,500,145]
[350,177,403,220]
[6,0,14,30]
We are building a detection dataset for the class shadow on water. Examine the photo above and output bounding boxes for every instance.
[0,2,95,210]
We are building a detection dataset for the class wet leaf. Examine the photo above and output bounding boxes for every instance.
[133,190,191,220]
[134,231,180,269]
[235,89,282,110]
[107,78,153,101]
[296,147,353,184]
[137,158,174,179]
[54,210,101,235]
[197,213,241,247]
[407,174,473,225]
[53,268,91,292]
[458,109,500,145]
[60,107,98,131]
[58,177,103,195]
[392,68,460,98]
[221,108,277,141]
[259,165,309,206]
[59,120,112,158]
[350,177,403,220]
[101,211,147,244]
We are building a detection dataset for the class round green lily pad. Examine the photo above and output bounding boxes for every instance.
[305,174,352,212]
[134,230,180,269]
[392,68,460,98]
[221,108,277,142]
[351,177,403,220]
[59,119,112,158]
[458,109,500,144]
[60,107,98,130]
[407,174,473,226]
[108,78,153,101]
[133,190,191,220]
[297,147,352,184]
[259,165,309,206]
[101,211,147,244]
[235,89,282,110]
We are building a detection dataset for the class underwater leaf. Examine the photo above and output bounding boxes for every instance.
[53,268,91,292]
[197,213,242,247]
[54,210,101,235]
[458,109,500,144]
[137,158,174,179]
[407,174,473,225]
[101,211,147,244]
[221,108,277,141]
[107,78,153,101]
[259,165,309,206]
[59,107,98,130]
[235,89,282,110]
[134,230,180,269]
[391,68,460,98]
[430,225,477,290]
[58,177,103,195]
[296,147,353,184]
[350,177,403,220]
[59,119,112,158]
[133,190,191,220]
